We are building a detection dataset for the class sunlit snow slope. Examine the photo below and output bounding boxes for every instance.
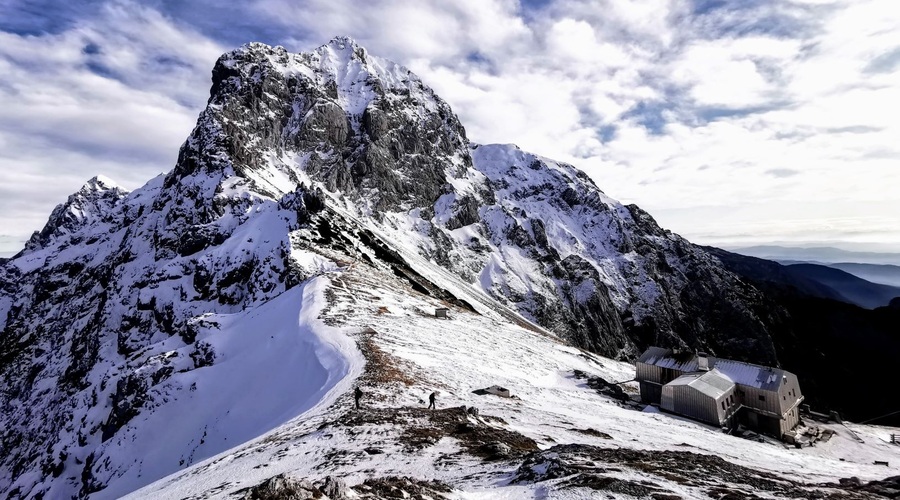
[131,256,900,499]
[94,279,362,499]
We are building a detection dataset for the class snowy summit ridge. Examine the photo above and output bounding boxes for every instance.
[2,38,892,499]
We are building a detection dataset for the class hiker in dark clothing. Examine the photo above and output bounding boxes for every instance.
[354,387,363,409]
[428,391,436,410]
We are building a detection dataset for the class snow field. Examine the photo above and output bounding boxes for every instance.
[108,278,363,499]
[131,259,900,499]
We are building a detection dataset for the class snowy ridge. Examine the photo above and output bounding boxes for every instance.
[0,165,353,497]
[91,278,363,499]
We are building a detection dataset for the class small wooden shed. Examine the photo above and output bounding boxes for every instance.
[435,307,449,318]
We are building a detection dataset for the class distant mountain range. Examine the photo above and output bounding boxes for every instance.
[705,248,900,309]
[784,263,900,309]
[730,245,900,266]
[786,262,900,289]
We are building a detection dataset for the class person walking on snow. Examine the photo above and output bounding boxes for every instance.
[428,391,437,410]
[354,386,363,409]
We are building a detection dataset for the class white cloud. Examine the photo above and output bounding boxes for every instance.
[670,37,801,108]
[1,0,899,256]
[0,1,225,255]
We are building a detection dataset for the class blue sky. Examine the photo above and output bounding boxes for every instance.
[1,0,899,256]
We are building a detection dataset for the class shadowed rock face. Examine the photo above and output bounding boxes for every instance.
[0,37,790,497]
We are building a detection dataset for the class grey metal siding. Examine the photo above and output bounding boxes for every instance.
[665,385,734,426]
[673,385,717,425]
[637,362,667,404]
[781,407,800,435]
[777,374,803,415]
[736,385,781,416]
[636,362,661,383]
[661,385,675,412]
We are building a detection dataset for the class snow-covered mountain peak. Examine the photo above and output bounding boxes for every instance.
[82,174,123,193]
[324,34,361,50]
[17,175,129,256]
[216,38,426,116]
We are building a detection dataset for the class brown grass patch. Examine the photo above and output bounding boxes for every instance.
[332,406,538,462]
[573,428,613,439]
[356,330,419,387]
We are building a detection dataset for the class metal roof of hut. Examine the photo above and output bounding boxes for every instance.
[665,368,735,399]
[637,347,701,371]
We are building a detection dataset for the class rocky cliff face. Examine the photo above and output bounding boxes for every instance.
[1,37,784,497]
[165,36,779,363]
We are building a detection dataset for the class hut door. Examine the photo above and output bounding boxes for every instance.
[747,411,758,429]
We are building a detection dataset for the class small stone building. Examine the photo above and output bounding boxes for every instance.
[484,385,511,398]
[637,347,804,440]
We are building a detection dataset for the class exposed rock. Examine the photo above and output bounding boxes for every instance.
[572,369,631,403]
[319,476,351,500]
[572,428,613,439]
[355,476,453,499]
[515,444,867,499]
[479,441,512,459]
[238,474,323,500]
[828,475,900,498]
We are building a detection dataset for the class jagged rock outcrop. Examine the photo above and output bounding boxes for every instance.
[1,37,787,497]
[18,175,128,255]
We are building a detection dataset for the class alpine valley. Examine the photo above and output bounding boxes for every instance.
[1,37,898,499]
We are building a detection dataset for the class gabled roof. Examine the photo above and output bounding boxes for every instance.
[713,359,786,392]
[666,368,735,400]
[638,347,790,392]
[638,346,699,372]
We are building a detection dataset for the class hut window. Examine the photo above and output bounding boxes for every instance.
[758,395,766,402]
[721,401,726,410]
